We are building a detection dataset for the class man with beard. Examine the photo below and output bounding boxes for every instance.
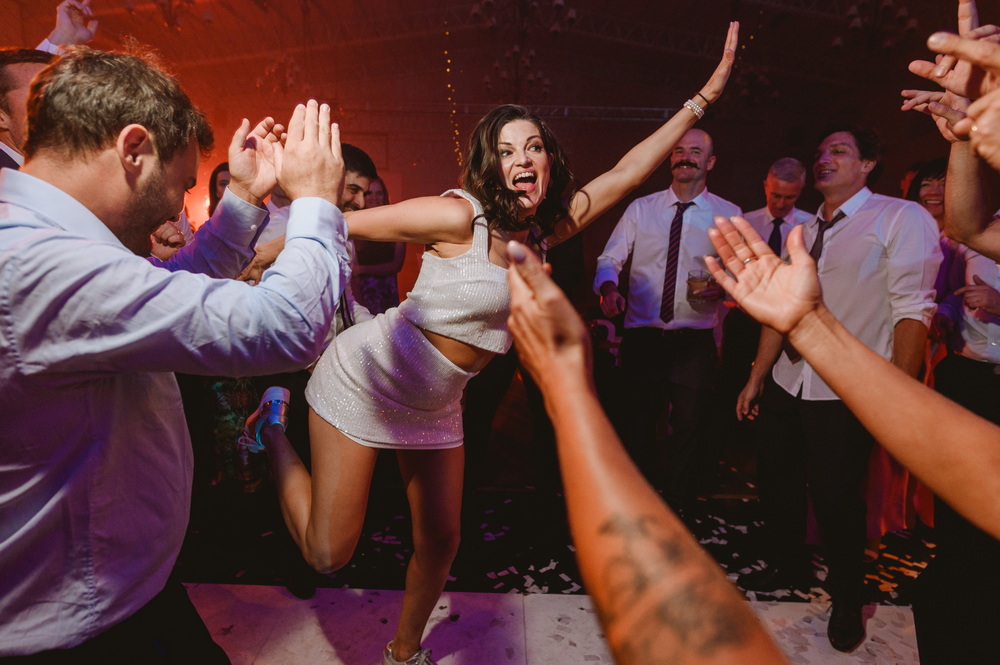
[0,47,350,661]
[594,128,741,510]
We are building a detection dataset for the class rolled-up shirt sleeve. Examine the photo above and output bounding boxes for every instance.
[593,206,636,292]
[885,203,942,329]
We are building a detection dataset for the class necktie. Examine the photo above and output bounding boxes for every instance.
[809,211,846,262]
[660,201,695,323]
[784,210,847,363]
[768,218,784,256]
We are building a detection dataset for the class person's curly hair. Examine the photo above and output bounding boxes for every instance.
[461,104,574,236]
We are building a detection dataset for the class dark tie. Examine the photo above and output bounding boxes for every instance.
[660,201,695,323]
[768,218,784,256]
[784,210,848,363]
[809,211,846,262]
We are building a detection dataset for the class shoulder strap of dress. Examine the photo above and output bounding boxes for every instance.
[440,188,485,219]
[442,189,491,257]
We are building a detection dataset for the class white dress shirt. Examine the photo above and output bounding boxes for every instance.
[594,187,742,330]
[0,169,350,655]
[772,187,942,400]
[743,206,812,259]
[938,244,1000,364]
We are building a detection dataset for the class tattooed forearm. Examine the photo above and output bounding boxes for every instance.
[596,512,757,662]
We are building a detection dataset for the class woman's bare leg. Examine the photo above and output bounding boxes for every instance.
[263,408,379,572]
[388,446,464,661]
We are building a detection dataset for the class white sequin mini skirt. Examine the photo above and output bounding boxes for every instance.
[305,307,476,449]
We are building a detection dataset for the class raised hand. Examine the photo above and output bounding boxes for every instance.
[697,21,740,105]
[912,26,1000,100]
[48,0,98,46]
[226,117,283,206]
[705,216,820,336]
[272,100,344,204]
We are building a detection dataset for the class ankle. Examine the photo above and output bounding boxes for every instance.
[390,640,417,662]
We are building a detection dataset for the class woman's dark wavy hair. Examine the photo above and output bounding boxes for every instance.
[461,104,574,235]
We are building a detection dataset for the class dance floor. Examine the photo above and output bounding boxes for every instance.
[175,374,934,663]
[188,583,919,664]
[177,458,932,664]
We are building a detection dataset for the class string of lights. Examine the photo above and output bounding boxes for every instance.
[443,20,464,169]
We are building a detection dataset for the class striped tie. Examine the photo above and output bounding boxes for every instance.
[660,201,694,323]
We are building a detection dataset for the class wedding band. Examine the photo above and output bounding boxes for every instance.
[743,257,756,266]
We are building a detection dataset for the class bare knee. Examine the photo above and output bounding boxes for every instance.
[304,538,359,575]
[415,525,461,564]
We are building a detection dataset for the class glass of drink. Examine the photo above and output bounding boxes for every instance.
[687,269,711,304]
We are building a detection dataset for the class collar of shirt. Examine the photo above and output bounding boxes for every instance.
[767,209,807,225]
[811,186,873,227]
[0,141,23,168]
[663,186,713,213]
[0,169,122,246]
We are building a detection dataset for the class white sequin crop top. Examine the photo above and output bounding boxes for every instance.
[397,190,513,354]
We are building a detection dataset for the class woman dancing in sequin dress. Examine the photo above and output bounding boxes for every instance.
[257,21,738,665]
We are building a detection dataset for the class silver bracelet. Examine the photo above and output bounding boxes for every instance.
[683,99,705,119]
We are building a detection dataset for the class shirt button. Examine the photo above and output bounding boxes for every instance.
[250,224,258,231]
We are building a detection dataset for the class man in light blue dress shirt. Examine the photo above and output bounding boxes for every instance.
[0,49,350,662]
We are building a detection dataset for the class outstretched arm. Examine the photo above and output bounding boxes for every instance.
[506,240,788,665]
[706,217,1000,540]
[547,21,739,246]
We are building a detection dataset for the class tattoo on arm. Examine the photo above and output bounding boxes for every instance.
[596,513,753,661]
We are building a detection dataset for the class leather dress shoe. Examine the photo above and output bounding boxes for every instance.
[738,565,814,592]
[828,602,865,652]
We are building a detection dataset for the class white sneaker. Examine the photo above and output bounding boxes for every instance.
[237,386,290,454]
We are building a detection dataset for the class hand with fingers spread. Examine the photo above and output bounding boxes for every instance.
[227,116,284,206]
[273,100,344,204]
[47,0,98,46]
[705,216,820,336]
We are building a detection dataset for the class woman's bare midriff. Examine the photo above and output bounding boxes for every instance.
[420,328,496,373]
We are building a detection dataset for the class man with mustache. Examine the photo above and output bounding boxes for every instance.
[593,127,740,512]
